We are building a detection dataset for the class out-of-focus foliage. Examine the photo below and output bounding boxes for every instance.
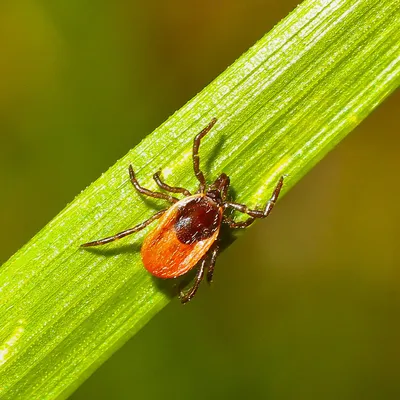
[0,0,399,399]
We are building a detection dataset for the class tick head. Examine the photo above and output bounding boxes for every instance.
[206,173,230,204]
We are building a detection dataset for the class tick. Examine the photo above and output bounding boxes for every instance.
[81,118,284,303]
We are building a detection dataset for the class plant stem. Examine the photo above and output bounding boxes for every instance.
[0,0,399,398]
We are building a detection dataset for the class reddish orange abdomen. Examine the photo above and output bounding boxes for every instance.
[141,195,222,278]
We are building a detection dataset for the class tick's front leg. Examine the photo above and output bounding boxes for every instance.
[152,171,191,196]
[129,165,179,203]
[224,176,284,218]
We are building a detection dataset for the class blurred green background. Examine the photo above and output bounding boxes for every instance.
[1,1,399,399]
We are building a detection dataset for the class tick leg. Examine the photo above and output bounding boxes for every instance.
[224,176,284,218]
[192,118,217,193]
[81,209,166,247]
[129,165,179,203]
[223,216,255,229]
[206,243,220,284]
[221,178,229,201]
[179,257,206,304]
[153,171,191,196]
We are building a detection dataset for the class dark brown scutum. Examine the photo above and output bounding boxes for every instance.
[174,197,221,244]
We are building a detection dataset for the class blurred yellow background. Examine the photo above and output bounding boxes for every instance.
[1,1,399,399]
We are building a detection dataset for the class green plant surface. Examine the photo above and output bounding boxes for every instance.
[1,0,399,398]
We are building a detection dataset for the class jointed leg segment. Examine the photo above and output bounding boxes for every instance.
[81,209,167,247]
[153,171,191,196]
[206,243,219,284]
[192,117,217,193]
[180,257,206,304]
[179,241,219,303]
[223,216,255,229]
[129,165,179,203]
[223,176,284,228]
[225,176,284,219]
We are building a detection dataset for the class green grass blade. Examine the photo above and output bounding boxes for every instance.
[1,0,399,398]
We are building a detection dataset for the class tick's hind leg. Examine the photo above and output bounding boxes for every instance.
[129,165,178,203]
[81,209,167,247]
[206,243,219,284]
[179,257,206,304]
[179,242,219,303]
[225,176,284,219]
[153,171,191,196]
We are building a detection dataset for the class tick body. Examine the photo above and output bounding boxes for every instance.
[81,118,284,303]
[142,195,222,279]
